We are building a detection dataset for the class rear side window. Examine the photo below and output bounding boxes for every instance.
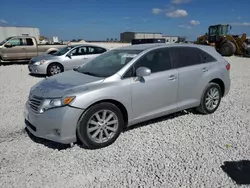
[199,49,216,63]
[26,38,34,46]
[170,47,203,68]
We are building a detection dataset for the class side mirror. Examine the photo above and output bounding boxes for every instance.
[136,67,151,77]
[4,43,12,48]
[66,53,72,59]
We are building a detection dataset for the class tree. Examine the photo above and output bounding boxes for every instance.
[110,38,113,41]
[114,38,118,41]
[106,38,109,41]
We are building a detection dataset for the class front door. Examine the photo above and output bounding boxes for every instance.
[130,47,178,122]
[3,38,26,60]
[63,46,89,70]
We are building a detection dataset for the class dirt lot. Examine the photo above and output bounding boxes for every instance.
[0,56,250,188]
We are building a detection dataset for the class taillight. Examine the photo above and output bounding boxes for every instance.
[226,63,230,71]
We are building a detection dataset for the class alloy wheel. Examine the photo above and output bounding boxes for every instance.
[205,87,220,111]
[86,110,119,144]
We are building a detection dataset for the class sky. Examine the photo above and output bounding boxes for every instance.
[0,0,250,41]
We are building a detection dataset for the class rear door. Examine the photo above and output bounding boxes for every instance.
[23,38,38,59]
[169,47,215,110]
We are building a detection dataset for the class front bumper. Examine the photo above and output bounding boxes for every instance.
[28,63,47,75]
[24,101,84,144]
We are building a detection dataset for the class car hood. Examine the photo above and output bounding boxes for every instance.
[30,70,104,98]
[31,54,60,62]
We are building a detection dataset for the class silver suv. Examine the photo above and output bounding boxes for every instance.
[24,43,231,149]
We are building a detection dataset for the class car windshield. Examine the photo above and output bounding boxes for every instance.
[75,49,142,77]
[0,37,12,46]
[52,46,74,56]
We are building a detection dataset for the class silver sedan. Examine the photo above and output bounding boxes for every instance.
[28,44,107,76]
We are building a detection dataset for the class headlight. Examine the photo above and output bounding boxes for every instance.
[39,96,75,113]
[34,59,46,65]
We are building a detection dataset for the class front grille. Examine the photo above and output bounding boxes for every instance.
[28,95,43,113]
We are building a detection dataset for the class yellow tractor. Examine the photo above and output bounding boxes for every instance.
[196,24,250,57]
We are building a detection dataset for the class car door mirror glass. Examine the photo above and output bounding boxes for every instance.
[136,67,151,77]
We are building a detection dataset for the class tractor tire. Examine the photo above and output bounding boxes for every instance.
[219,41,236,57]
[244,45,250,58]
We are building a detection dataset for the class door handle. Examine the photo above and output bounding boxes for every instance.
[202,68,208,72]
[82,57,88,60]
[168,75,176,80]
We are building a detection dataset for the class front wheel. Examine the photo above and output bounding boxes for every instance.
[76,102,124,149]
[196,83,222,114]
[47,63,63,76]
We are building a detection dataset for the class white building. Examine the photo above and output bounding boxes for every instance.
[0,26,40,42]
[120,32,163,42]
[162,35,179,44]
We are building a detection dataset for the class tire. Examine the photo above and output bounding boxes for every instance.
[76,102,124,149]
[219,41,236,56]
[244,45,250,57]
[196,83,222,114]
[47,63,63,76]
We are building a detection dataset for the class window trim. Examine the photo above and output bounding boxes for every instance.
[121,47,174,80]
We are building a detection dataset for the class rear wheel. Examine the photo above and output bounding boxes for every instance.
[220,41,236,56]
[47,63,63,76]
[76,102,124,149]
[196,83,222,114]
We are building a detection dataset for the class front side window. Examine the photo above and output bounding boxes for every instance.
[70,46,87,56]
[170,47,203,68]
[75,49,142,77]
[52,46,74,56]
[134,48,172,73]
[8,38,23,46]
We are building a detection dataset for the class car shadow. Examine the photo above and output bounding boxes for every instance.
[29,73,47,78]
[0,61,29,66]
[24,109,194,150]
[25,128,72,150]
[221,160,250,185]
[123,110,191,132]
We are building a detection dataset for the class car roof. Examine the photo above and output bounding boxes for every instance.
[116,43,216,52]
[69,44,107,49]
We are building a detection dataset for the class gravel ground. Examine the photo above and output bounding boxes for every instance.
[0,57,250,188]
